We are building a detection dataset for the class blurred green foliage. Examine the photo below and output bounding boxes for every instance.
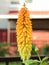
[0,42,9,57]
[31,44,36,55]
[42,44,49,56]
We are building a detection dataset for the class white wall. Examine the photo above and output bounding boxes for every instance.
[0,0,49,14]
[0,0,10,14]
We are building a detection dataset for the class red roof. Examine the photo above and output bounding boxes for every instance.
[8,10,19,14]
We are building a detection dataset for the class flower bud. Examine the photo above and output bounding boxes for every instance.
[35,47,39,53]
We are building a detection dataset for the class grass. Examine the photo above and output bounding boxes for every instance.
[0,62,5,65]
[0,62,22,65]
[0,61,49,65]
[9,62,22,65]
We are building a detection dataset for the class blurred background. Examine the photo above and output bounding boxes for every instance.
[0,0,49,57]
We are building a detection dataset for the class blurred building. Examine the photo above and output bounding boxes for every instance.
[0,0,49,48]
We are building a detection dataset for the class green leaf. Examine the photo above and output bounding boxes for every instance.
[24,59,40,65]
[42,57,48,63]
[40,62,48,65]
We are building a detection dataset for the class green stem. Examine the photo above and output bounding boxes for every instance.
[37,52,42,63]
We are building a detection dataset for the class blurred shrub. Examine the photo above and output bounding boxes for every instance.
[31,43,36,55]
[42,44,49,56]
[0,42,9,57]
[0,42,9,48]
